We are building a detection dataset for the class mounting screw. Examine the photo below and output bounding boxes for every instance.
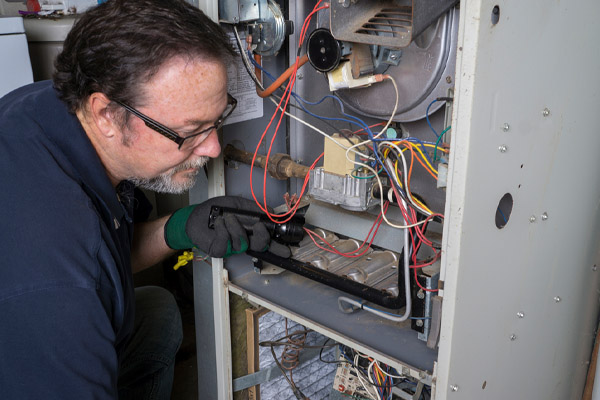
[416,319,424,327]
[446,75,452,83]
[297,72,304,80]
[510,334,517,341]
[593,265,598,272]
[390,53,398,60]
[450,384,459,392]
[499,145,508,153]
[502,123,510,132]
[417,289,425,299]
[541,212,549,221]
[517,312,525,318]
[529,216,536,223]
[542,108,550,117]
[251,257,258,263]
[554,296,561,303]
[264,279,270,285]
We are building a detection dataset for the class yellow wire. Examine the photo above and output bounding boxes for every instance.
[398,141,438,175]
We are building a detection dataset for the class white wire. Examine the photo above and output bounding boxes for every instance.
[368,359,405,379]
[268,96,373,160]
[379,142,432,216]
[339,75,431,228]
[373,75,399,139]
[354,354,380,400]
[232,25,264,91]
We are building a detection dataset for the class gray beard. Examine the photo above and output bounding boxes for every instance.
[128,156,209,194]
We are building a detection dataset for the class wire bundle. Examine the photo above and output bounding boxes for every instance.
[233,0,452,319]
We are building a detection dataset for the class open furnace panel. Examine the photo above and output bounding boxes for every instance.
[214,0,459,396]
[195,0,600,399]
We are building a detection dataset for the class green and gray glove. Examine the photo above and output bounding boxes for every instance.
[164,196,291,258]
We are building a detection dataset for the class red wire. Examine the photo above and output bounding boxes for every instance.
[249,1,330,224]
[303,202,388,258]
[414,267,439,292]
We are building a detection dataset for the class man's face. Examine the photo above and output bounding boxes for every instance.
[118,56,229,194]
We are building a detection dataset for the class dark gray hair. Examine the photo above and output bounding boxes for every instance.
[54,0,235,113]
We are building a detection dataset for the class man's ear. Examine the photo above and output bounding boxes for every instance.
[87,92,119,138]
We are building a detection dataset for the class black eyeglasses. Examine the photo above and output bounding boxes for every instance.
[114,93,237,150]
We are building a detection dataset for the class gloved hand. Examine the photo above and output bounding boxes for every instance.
[164,196,291,258]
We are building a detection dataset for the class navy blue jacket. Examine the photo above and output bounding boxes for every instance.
[0,81,136,399]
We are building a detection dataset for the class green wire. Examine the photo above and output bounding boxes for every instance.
[433,125,451,163]
[351,167,383,179]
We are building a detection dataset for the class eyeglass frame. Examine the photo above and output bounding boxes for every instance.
[113,93,237,150]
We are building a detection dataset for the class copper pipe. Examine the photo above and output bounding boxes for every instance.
[224,144,309,180]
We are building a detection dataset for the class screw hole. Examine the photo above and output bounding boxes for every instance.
[495,193,513,229]
[491,5,500,25]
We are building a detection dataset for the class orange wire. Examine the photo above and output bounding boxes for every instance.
[401,142,438,180]
[256,55,309,98]
[249,1,329,224]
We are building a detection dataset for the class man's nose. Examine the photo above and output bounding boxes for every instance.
[192,130,221,158]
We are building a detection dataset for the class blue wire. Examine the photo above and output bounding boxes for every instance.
[249,51,378,137]
[250,50,412,199]
[425,99,439,138]
[498,207,508,223]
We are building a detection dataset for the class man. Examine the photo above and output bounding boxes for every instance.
[0,0,287,398]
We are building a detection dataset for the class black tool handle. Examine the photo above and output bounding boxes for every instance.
[208,206,305,244]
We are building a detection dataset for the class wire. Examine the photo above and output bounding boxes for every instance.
[433,125,451,163]
[256,55,310,98]
[337,196,412,322]
[425,99,440,138]
[232,25,264,91]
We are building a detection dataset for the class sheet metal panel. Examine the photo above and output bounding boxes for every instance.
[436,1,600,399]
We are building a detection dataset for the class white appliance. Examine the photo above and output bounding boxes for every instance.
[23,15,77,81]
[0,17,33,97]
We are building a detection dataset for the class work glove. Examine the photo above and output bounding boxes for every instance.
[164,196,291,258]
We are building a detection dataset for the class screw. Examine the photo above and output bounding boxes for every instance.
[510,334,517,341]
[264,279,270,285]
[542,108,550,117]
[417,289,425,299]
[251,257,258,263]
[502,123,510,132]
[390,54,398,60]
[499,145,508,153]
[517,312,525,318]
[541,212,548,221]
[297,73,303,80]
[416,319,424,327]
[593,265,598,272]
[446,75,452,83]
[529,216,536,223]
[450,384,459,392]
[554,296,561,302]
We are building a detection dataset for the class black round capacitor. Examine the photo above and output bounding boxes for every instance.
[306,28,342,72]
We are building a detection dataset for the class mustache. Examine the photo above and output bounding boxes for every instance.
[170,156,209,174]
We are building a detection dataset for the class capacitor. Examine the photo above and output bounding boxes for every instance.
[306,28,342,72]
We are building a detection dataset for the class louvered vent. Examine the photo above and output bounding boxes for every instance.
[331,1,414,49]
